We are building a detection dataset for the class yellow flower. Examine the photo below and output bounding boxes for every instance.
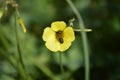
[42,21,75,52]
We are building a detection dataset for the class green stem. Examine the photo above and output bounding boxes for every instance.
[14,12,31,80]
[66,0,90,80]
[59,53,64,76]
[14,11,24,69]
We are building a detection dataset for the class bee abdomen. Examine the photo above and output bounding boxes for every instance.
[59,38,64,44]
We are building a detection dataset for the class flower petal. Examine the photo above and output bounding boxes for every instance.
[60,41,72,51]
[51,21,66,31]
[63,27,75,42]
[42,27,55,41]
[45,38,60,52]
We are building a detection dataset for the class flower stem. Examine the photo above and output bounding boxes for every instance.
[14,11,31,80]
[59,53,64,78]
[66,0,90,80]
[14,10,24,69]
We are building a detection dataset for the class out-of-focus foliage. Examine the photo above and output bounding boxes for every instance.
[0,0,120,80]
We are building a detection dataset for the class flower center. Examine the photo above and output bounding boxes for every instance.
[56,31,64,44]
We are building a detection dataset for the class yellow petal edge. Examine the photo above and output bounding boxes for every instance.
[51,21,66,31]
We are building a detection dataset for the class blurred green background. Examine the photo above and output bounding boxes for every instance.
[0,0,120,80]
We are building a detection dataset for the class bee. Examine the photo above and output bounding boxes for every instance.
[56,31,64,44]
[58,38,64,44]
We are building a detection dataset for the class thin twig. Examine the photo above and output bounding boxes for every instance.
[66,0,90,80]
